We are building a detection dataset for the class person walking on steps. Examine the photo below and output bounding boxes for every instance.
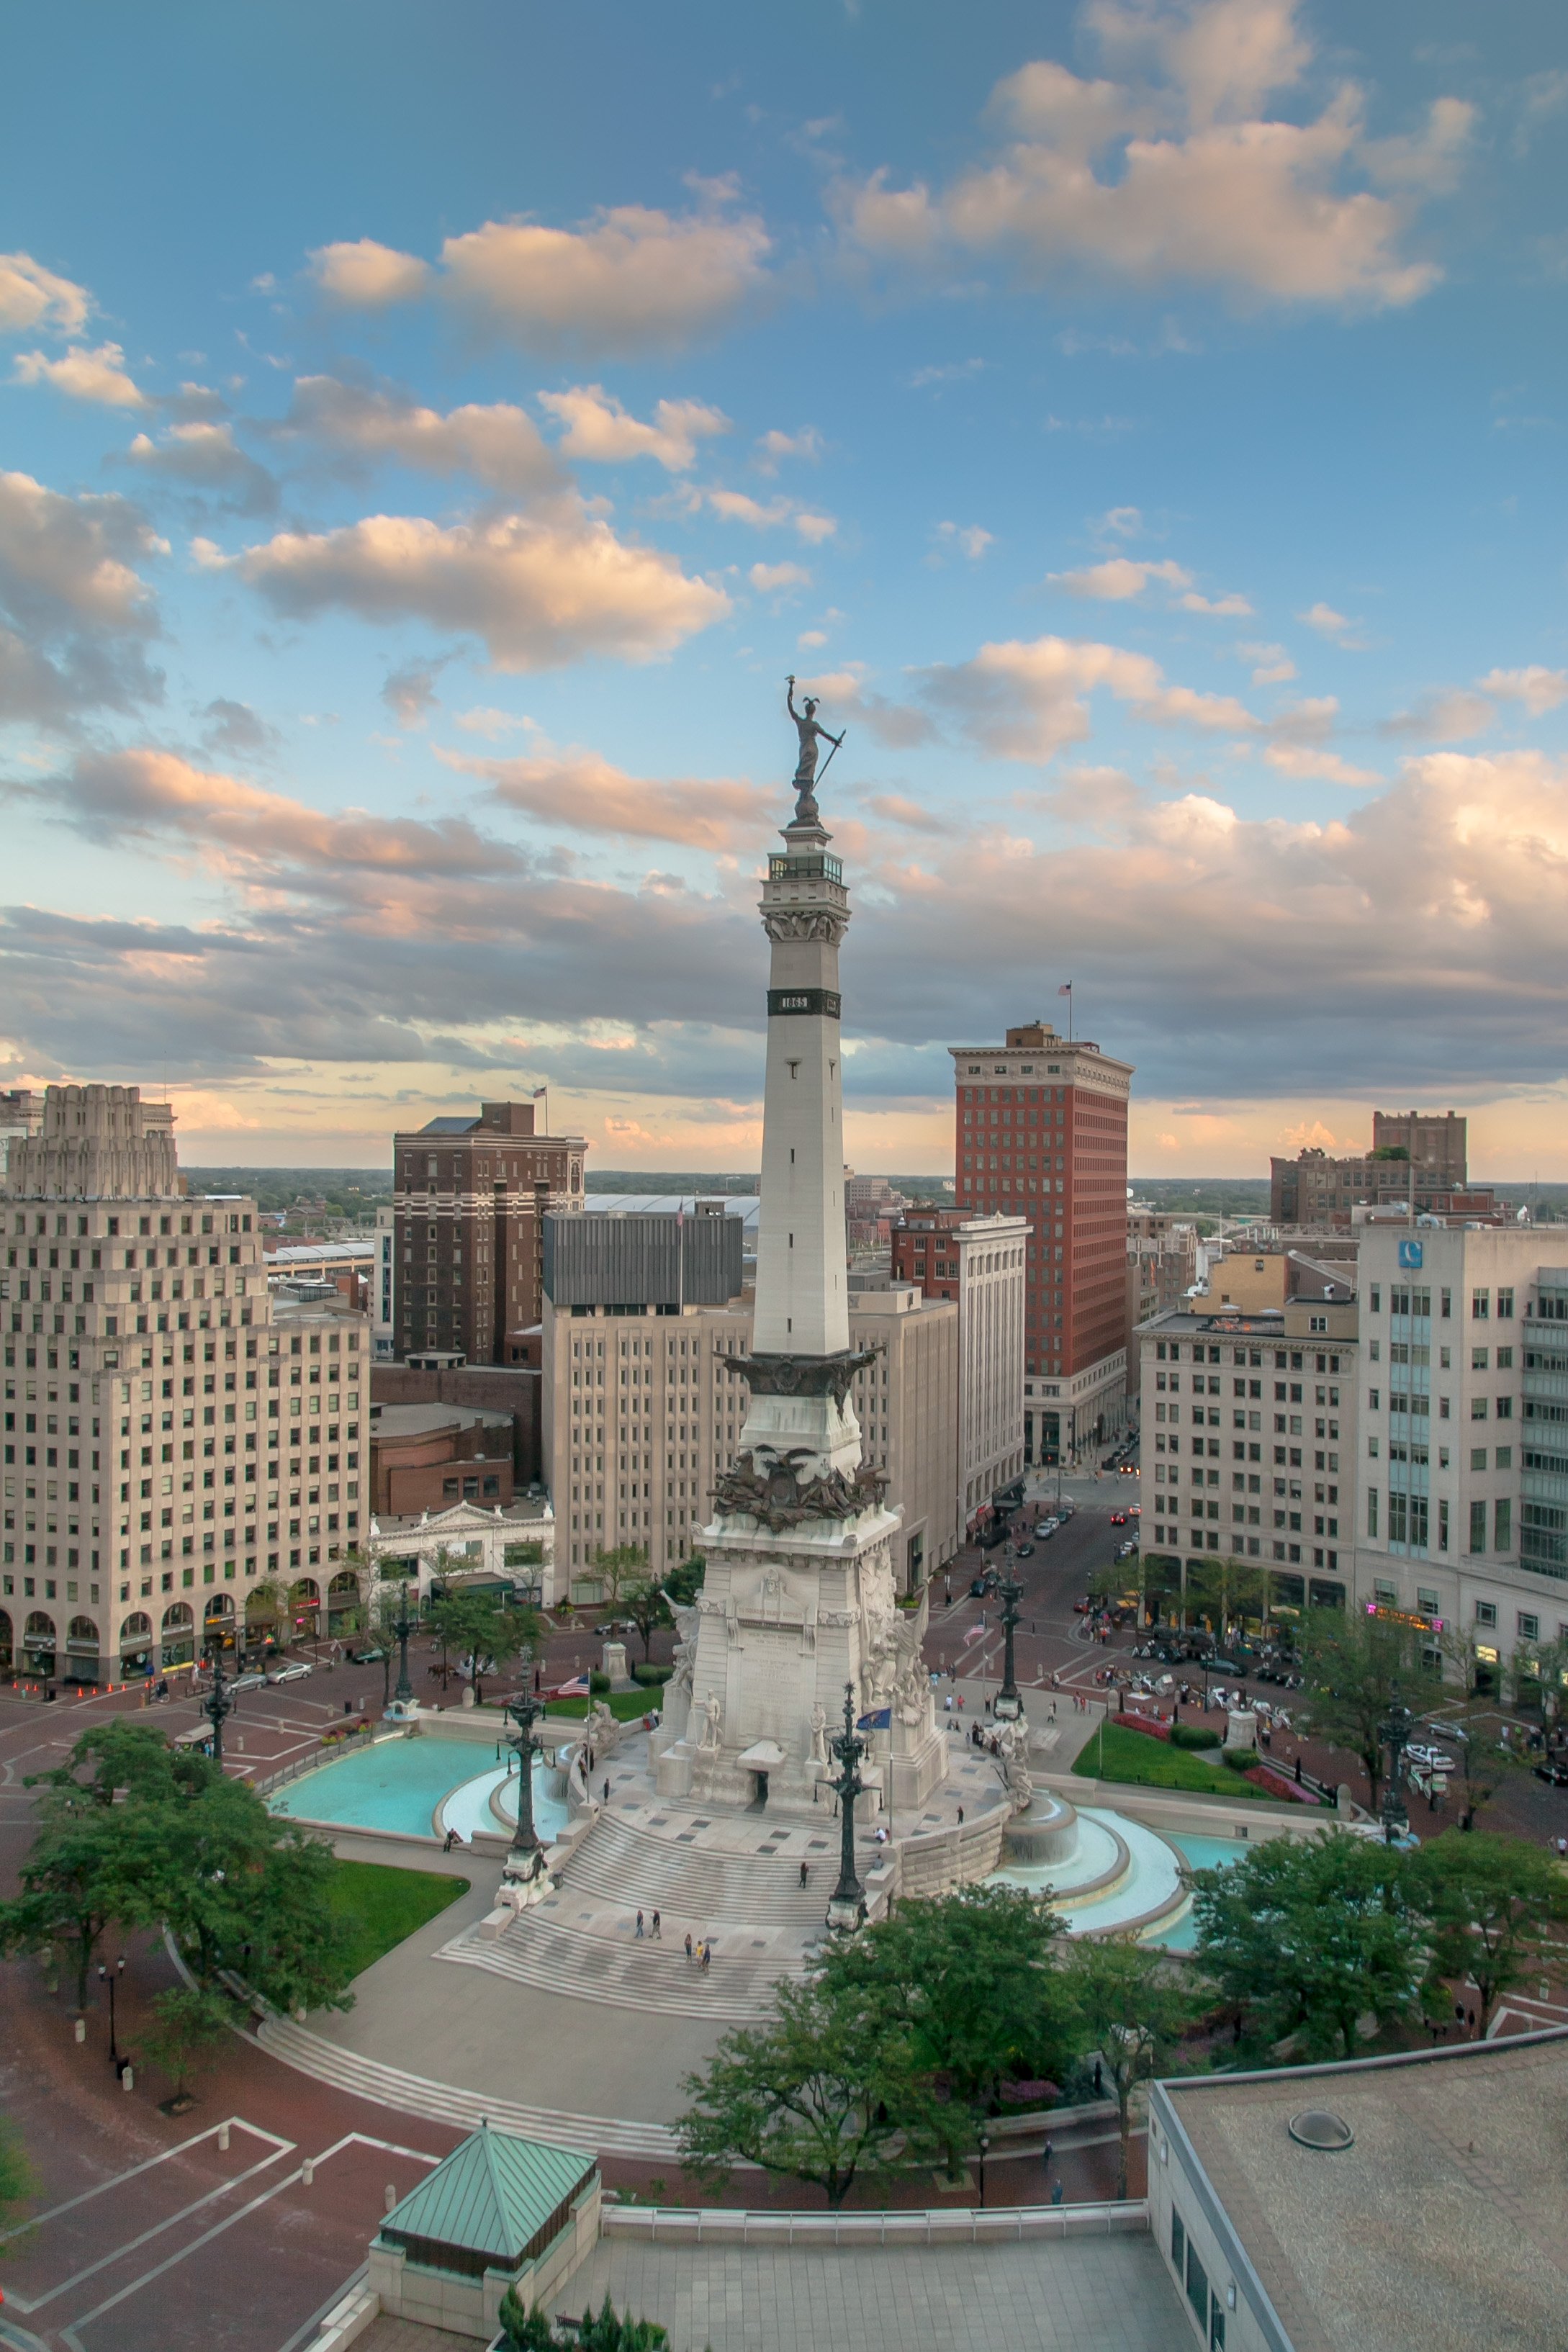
[635,1909,644,1938]
[650,1909,662,1939]
[684,1932,694,1963]
[799,1860,810,1887]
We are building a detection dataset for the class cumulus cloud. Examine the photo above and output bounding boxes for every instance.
[279,377,562,495]
[701,488,837,543]
[1380,689,1497,742]
[749,561,812,593]
[1179,588,1253,616]
[199,698,281,761]
[382,657,449,729]
[538,384,730,472]
[310,203,770,355]
[922,633,1256,760]
[126,421,279,513]
[12,339,149,407]
[1240,639,1297,684]
[837,0,1465,309]
[0,251,92,337]
[1264,742,1382,785]
[1479,664,1568,716]
[1298,600,1363,644]
[208,507,729,672]
[1051,554,1191,598]
[0,471,166,726]
[754,426,823,473]
[444,744,777,852]
[934,521,993,560]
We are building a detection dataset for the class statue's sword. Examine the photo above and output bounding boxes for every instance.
[814,729,845,790]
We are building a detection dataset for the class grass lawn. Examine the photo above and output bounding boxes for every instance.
[544,1688,659,1723]
[328,1860,469,1978]
[1072,1722,1289,1803]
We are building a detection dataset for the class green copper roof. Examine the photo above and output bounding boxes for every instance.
[381,2125,595,2263]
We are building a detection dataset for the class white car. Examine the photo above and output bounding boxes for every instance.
[1405,1744,1455,1774]
[266,1661,313,1684]
[229,1671,266,1693]
[1039,1517,1060,1535]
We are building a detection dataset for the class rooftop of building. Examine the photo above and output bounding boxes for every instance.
[582,1191,760,1230]
[369,1402,514,1441]
[1157,2027,1568,2352]
[369,1494,552,1538]
[263,1238,379,1263]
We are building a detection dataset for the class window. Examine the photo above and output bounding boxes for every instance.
[1186,2242,1209,2328]
[1173,2212,1186,2272]
[1498,1287,1515,1318]
[1441,1287,1451,1317]
[1389,1490,1407,1545]
[1472,1289,1490,1320]
[1496,1498,1513,1551]
[1370,1284,1382,1312]
[1497,1346,1514,1369]
[1471,1397,1488,1420]
[1367,1488,1379,1538]
[1469,1498,1487,1554]
[1496,1396,1513,1420]
[1518,1610,1539,1641]
[1475,1600,1497,1628]
[1472,1348,1489,1371]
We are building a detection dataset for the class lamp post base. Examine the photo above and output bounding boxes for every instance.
[826,1888,867,1934]
[502,1844,549,1897]
[992,1692,1023,1721]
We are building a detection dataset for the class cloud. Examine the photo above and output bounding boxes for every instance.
[0,252,92,337]
[0,473,166,721]
[442,744,777,852]
[211,508,729,672]
[1298,600,1364,645]
[279,377,562,495]
[453,706,533,739]
[1479,665,1568,718]
[1240,639,1297,684]
[126,421,279,513]
[1179,588,1252,616]
[837,0,1459,310]
[382,658,449,729]
[934,521,993,560]
[1380,689,1496,742]
[1050,554,1191,598]
[1264,742,1382,785]
[754,426,822,473]
[865,793,952,834]
[199,698,281,761]
[922,632,1256,760]
[12,340,148,407]
[307,238,433,307]
[538,384,730,472]
[310,203,770,355]
[700,487,837,544]
[748,561,812,593]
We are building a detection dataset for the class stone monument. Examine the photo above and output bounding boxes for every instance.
[652,688,947,1816]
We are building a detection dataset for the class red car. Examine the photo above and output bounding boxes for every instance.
[1110,1511,1127,1526]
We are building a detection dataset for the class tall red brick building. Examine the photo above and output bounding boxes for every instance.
[950,1020,1132,1462]
[392,1101,586,1364]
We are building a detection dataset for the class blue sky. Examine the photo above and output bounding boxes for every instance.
[2,0,1566,1175]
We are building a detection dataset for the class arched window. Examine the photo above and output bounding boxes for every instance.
[67,1616,99,1644]
[24,1611,55,1641]
[120,1612,153,1643]
[161,1602,194,1632]
[203,1592,234,1618]
[289,1578,320,1605]
[328,1569,360,1597]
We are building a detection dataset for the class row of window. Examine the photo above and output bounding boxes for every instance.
[1369,1284,1515,1318]
[1368,1489,1512,1554]
[1155,1341,1344,1374]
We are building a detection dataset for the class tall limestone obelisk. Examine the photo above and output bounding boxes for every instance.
[654,683,947,1817]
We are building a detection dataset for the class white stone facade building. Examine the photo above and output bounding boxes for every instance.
[955,1212,1027,1527]
[1,1083,369,1684]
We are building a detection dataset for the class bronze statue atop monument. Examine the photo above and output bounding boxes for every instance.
[785,675,844,824]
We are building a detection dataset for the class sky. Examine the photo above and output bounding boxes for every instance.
[2,0,1567,1179]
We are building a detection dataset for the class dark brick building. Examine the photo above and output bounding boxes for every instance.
[392,1102,585,1364]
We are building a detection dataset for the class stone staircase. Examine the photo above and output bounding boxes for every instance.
[436,1811,860,2022]
[256,2013,680,2159]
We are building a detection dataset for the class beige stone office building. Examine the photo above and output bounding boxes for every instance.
[543,1284,960,1604]
[955,1212,1027,1527]
[1,1084,370,1685]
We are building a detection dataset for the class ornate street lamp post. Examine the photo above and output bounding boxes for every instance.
[1378,1679,1414,1846]
[994,1569,1023,1721]
[391,1582,417,1711]
[98,1953,125,2066]
[201,1644,235,1766]
[826,1681,868,1933]
[503,1688,547,1892]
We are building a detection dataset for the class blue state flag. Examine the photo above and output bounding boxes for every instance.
[857,1706,891,1731]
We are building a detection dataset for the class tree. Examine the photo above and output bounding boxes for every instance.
[817,1885,1078,2163]
[1293,1605,1435,1809]
[621,1578,672,1662]
[138,1984,233,2108]
[663,1554,706,1609]
[0,2115,37,2240]
[1409,1831,1568,2031]
[590,1544,646,1613]
[1189,1831,1429,2063]
[679,1975,939,2207]
[1064,1937,1202,2198]
[425,1592,539,1707]
[1419,1695,1530,1829]
[496,2291,557,2351]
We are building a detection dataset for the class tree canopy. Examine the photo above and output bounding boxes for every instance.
[1292,1607,1437,1806]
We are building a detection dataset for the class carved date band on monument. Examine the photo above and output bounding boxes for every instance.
[767,988,842,1019]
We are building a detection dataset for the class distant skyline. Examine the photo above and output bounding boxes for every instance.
[4,2,1567,1175]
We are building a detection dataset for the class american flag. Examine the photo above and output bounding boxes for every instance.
[1058,982,1072,996]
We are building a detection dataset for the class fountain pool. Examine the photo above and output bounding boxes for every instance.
[268,1736,567,1846]
[986,1792,1248,1944]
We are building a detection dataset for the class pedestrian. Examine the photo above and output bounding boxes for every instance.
[651,1910,662,1939]
[603,1777,610,1806]
[700,1940,711,1972]
[957,1805,965,1824]
[684,1932,694,1963]
[956,1693,965,1711]
[799,1860,810,1887]
[443,1827,457,1853]
[1094,2058,1104,2096]
[1557,1837,1567,1862]
[1050,2178,1064,2207]
[1042,2137,1055,2169]
[635,1909,644,1938]
[1294,1756,1302,1785]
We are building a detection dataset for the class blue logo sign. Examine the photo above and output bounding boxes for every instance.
[1398,1239,1423,1269]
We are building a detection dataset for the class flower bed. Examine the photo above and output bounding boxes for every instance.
[1114,1711,1171,1742]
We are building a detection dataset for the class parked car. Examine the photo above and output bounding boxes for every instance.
[350,1646,386,1665]
[1073,1596,1094,1614]
[1039,1515,1060,1534]
[1012,1541,1035,1559]
[969,1576,989,1598]
[1534,1758,1568,1788]
[228,1671,266,1693]
[266,1661,313,1684]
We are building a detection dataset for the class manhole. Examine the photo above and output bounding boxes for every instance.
[1288,2109,1354,2151]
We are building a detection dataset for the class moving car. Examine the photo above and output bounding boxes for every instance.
[1533,1757,1568,1788]
[1012,1541,1035,1559]
[1110,1510,1127,1526]
[266,1660,313,1684]
[351,1646,387,1665]
[970,1576,989,1598]
[228,1671,266,1693]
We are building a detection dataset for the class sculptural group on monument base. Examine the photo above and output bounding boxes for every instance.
[713,1443,890,1533]
[995,1711,1034,1813]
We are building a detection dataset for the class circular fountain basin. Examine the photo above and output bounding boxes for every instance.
[438,1759,569,1847]
[988,1805,1193,1940]
[1003,1790,1081,1865]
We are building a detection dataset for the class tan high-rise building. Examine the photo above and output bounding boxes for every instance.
[392,1101,586,1365]
[2,1083,369,1685]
